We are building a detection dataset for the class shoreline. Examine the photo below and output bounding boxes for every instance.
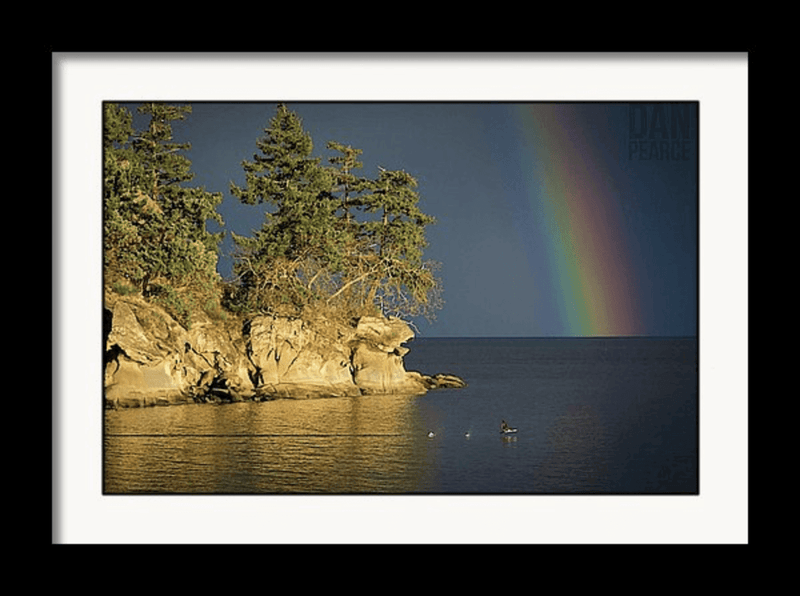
[104,293,465,409]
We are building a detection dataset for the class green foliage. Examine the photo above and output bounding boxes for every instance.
[103,102,225,327]
[104,102,443,330]
[203,297,228,322]
[227,104,443,323]
[111,281,139,296]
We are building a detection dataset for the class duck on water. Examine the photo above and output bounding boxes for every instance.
[500,420,518,434]
[426,421,517,439]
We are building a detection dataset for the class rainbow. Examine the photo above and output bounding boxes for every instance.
[511,104,643,337]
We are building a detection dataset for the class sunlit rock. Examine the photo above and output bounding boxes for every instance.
[350,316,429,395]
[103,293,464,408]
[246,314,360,399]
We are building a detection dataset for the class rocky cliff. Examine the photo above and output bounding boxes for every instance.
[104,293,465,409]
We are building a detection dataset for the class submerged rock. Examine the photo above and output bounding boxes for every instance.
[423,373,468,389]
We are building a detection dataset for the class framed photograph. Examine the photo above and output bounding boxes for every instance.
[53,52,748,544]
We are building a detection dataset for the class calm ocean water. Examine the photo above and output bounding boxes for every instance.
[104,337,698,494]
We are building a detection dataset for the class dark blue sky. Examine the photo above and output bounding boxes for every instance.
[120,101,698,338]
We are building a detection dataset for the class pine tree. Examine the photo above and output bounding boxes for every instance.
[330,167,442,319]
[104,102,144,287]
[228,103,442,322]
[229,104,347,314]
[327,140,366,225]
[103,102,225,326]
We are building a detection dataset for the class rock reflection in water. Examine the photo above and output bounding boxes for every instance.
[104,394,439,494]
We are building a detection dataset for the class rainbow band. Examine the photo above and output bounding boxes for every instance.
[515,104,643,337]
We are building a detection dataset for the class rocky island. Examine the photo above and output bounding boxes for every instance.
[104,292,465,409]
[103,102,464,408]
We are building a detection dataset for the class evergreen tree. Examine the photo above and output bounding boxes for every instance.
[326,140,366,225]
[228,103,442,322]
[104,102,145,286]
[330,167,442,319]
[103,102,225,326]
[228,104,347,313]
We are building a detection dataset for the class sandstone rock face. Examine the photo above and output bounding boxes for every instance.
[350,316,428,395]
[104,295,256,408]
[104,294,464,408]
[104,298,192,408]
[245,315,360,399]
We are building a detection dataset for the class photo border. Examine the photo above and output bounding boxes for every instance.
[53,52,749,544]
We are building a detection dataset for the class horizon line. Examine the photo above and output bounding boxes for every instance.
[410,334,698,340]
